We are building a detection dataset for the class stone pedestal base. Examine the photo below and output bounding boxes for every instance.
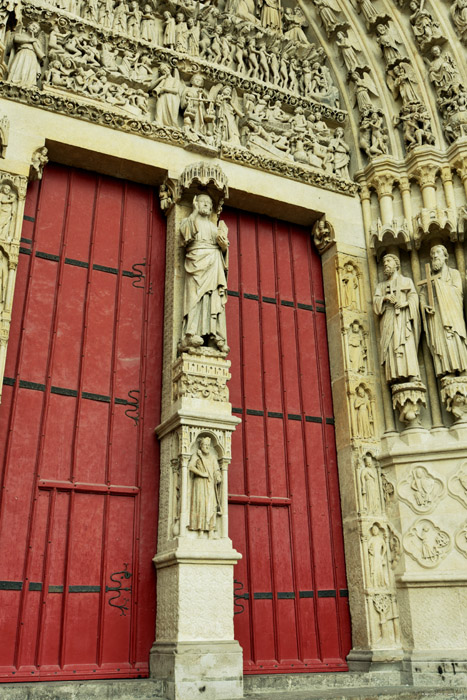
[347,648,404,673]
[150,641,243,700]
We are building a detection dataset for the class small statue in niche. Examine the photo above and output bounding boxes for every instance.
[341,261,359,309]
[312,218,334,254]
[353,384,374,438]
[348,320,367,374]
[373,254,421,384]
[359,453,381,514]
[30,147,48,180]
[188,436,222,533]
[0,183,16,240]
[368,524,388,588]
[180,193,229,353]
[419,245,467,377]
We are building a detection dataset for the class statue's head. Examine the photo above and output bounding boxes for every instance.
[430,244,448,271]
[382,253,400,278]
[194,193,213,216]
[191,73,204,87]
[1,184,11,195]
[199,436,211,454]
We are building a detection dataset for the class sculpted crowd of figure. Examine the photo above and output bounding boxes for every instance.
[3,0,357,178]
[373,247,467,422]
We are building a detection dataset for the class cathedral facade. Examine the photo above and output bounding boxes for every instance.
[0,0,467,698]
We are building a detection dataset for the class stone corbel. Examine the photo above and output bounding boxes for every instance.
[29,146,49,181]
[0,170,27,405]
[312,216,335,254]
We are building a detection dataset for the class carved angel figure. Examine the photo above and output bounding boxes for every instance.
[312,0,341,33]
[283,6,309,43]
[188,436,221,533]
[351,71,378,112]
[8,22,45,88]
[376,22,403,65]
[329,127,350,179]
[181,73,215,139]
[388,62,420,105]
[336,31,361,74]
[409,1,442,47]
[180,193,229,352]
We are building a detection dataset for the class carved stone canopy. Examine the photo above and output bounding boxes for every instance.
[161,161,229,214]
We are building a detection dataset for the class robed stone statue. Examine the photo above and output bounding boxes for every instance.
[188,436,222,533]
[180,193,229,352]
[419,245,467,377]
[373,254,421,383]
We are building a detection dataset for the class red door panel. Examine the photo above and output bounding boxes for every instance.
[225,209,351,674]
[0,164,165,681]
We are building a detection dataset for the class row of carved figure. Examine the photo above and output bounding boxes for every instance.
[5,17,351,176]
[4,0,341,105]
[4,14,341,106]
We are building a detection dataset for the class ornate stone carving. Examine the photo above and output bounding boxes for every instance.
[172,353,231,403]
[373,593,400,646]
[388,523,401,568]
[340,259,362,311]
[391,381,426,426]
[8,21,45,88]
[180,192,229,354]
[441,376,467,423]
[397,464,445,514]
[393,101,435,151]
[359,108,389,158]
[188,435,222,534]
[448,461,467,508]
[352,383,375,440]
[369,217,411,253]
[30,146,48,180]
[419,245,467,377]
[413,207,457,248]
[382,473,395,505]
[373,254,421,385]
[358,452,382,514]
[312,217,335,254]
[403,518,451,567]
[408,1,446,54]
[344,319,368,375]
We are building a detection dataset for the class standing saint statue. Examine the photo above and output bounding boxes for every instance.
[188,436,222,533]
[180,193,229,352]
[0,183,16,240]
[419,245,467,377]
[373,254,421,383]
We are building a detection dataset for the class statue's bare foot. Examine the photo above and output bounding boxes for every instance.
[216,339,230,353]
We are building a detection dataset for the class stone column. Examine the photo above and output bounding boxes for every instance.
[150,162,243,700]
[0,170,27,404]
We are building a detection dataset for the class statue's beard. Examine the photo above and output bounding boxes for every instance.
[432,260,442,271]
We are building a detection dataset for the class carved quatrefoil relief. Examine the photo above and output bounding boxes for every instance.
[448,461,467,509]
[397,464,445,514]
[403,518,451,568]
[455,521,467,560]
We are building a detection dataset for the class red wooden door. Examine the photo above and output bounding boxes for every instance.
[225,209,351,674]
[0,164,165,681]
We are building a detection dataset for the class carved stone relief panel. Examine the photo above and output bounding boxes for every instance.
[448,460,467,508]
[0,0,362,195]
[372,593,400,647]
[172,352,231,404]
[365,521,390,589]
[357,451,383,515]
[350,381,377,442]
[397,464,445,514]
[403,518,452,567]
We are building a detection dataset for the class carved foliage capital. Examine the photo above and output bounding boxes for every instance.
[370,173,395,198]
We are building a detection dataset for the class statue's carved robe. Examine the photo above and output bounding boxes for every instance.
[374,273,420,382]
[180,213,228,345]
[421,265,467,376]
[188,449,221,531]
